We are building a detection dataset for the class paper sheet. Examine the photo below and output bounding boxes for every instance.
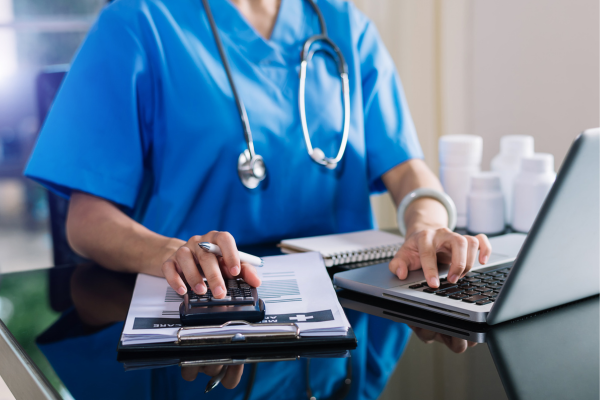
[121,252,350,345]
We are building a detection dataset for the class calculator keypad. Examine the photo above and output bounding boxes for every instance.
[187,279,256,306]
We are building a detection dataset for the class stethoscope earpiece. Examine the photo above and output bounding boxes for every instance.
[310,148,338,170]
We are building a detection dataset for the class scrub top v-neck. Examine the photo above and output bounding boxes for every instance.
[25,0,423,246]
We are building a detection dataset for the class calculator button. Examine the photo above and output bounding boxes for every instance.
[198,297,208,302]
[233,297,245,301]
[190,298,198,302]
[244,297,255,301]
[211,296,232,301]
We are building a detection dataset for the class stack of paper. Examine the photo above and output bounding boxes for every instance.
[120,252,350,346]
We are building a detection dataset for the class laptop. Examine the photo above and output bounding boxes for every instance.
[334,128,600,324]
[338,290,599,400]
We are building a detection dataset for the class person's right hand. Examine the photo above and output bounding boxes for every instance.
[180,364,244,388]
[162,231,261,298]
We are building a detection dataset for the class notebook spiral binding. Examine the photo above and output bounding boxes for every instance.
[324,244,402,266]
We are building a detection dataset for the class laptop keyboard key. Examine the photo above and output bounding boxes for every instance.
[443,287,465,295]
[435,291,450,297]
[469,282,486,287]
[462,295,489,303]
[449,294,469,300]
[409,284,423,289]
[475,300,493,305]
[464,290,480,296]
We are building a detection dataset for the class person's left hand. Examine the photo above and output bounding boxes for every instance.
[410,325,478,353]
[389,227,492,288]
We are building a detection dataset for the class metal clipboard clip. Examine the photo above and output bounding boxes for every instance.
[176,320,301,345]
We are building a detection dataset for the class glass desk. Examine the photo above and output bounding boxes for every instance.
[0,259,598,400]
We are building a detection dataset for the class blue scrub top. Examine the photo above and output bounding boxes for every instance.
[25,0,423,245]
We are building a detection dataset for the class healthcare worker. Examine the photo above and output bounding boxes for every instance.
[26,0,491,325]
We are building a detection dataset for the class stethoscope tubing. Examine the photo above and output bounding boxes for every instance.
[202,0,350,187]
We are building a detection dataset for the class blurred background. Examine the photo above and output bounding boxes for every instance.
[0,0,597,398]
[0,0,598,272]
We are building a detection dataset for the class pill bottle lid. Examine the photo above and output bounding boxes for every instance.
[439,135,483,165]
[499,135,535,158]
[470,171,501,191]
[520,153,555,174]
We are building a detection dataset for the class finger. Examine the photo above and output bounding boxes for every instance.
[203,365,223,377]
[239,262,262,287]
[476,234,492,264]
[463,235,480,277]
[195,247,227,299]
[180,366,200,382]
[389,251,410,280]
[218,258,235,280]
[410,326,436,343]
[416,231,440,288]
[221,365,244,389]
[162,260,187,295]
[446,336,468,354]
[207,231,241,277]
[467,341,478,347]
[175,246,206,294]
[437,231,468,284]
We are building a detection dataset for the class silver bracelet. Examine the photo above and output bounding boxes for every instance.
[397,188,457,237]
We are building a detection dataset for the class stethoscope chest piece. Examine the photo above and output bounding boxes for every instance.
[238,149,266,189]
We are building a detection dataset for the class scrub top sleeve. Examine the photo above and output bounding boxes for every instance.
[25,6,153,209]
[358,20,424,194]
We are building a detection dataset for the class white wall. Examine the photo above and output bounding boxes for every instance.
[470,0,599,170]
[356,0,599,229]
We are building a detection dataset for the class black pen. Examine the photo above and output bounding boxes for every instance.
[205,365,229,393]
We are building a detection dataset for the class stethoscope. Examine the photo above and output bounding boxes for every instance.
[202,0,351,189]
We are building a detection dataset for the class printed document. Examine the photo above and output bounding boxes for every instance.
[120,252,350,346]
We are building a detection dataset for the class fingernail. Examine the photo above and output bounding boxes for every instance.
[176,286,187,295]
[429,277,440,288]
[230,265,240,276]
[483,255,489,264]
[194,283,206,294]
[212,285,225,297]
[449,274,459,283]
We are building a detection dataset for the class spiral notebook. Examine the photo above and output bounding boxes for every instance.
[279,230,404,267]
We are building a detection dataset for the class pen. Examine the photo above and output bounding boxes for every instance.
[198,242,264,267]
[205,365,228,393]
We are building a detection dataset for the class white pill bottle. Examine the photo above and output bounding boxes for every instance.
[438,135,483,228]
[491,135,535,226]
[467,172,505,235]
[511,153,556,232]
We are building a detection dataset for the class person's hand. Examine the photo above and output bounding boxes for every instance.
[180,364,244,388]
[410,325,477,353]
[389,227,492,288]
[162,231,261,298]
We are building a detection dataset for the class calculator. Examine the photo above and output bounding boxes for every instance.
[179,279,265,326]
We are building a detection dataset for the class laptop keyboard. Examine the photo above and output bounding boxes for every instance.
[407,264,512,306]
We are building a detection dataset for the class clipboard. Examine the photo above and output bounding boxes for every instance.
[117,320,357,353]
[117,342,352,371]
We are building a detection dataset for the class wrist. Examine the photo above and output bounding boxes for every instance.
[144,237,185,276]
[404,198,449,237]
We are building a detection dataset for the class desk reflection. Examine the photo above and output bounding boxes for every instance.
[36,264,412,400]
[339,290,599,400]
